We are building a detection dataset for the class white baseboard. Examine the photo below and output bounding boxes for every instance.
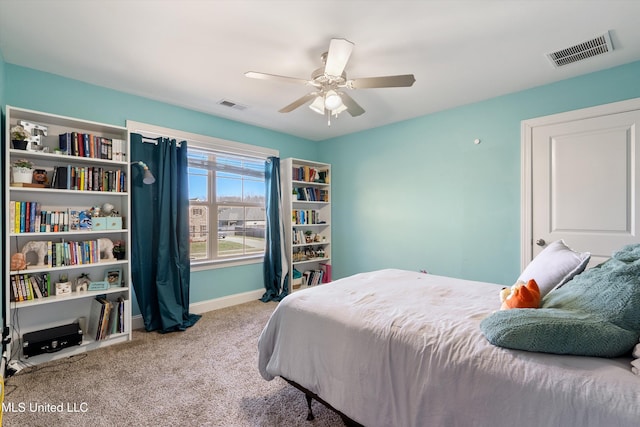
[131,288,265,331]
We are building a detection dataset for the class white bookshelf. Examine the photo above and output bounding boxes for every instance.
[3,106,132,368]
[281,158,332,292]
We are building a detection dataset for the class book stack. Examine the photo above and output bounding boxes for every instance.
[9,272,51,302]
[294,187,329,202]
[7,202,109,234]
[292,166,329,183]
[87,297,127,341]
[58,132,126,161]
[13,239,102,269]
[10,201,43,233]
[292,228,306,245]
[303,269,324,287]
[292,209,321,225]
[52,165,126,192]
[49,239,101,267]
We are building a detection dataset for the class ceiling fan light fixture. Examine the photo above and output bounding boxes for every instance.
[309,96,325,114]
[324,90,343,111]
[332,103,348,116]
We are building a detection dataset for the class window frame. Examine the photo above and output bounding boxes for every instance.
[126,120,278,271]
[188,148,267,266]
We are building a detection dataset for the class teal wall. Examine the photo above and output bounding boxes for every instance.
[3,64,319,315]
[320,60,640,286]
[3,56,640,315]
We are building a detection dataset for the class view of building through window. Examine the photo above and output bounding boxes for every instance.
[188,149,266,263]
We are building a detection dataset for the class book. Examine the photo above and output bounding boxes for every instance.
[9,201,15,233]
[69,210,80,230]
[59,132,72,155]
[30,276,43,298]
[54,166,68,189]
[14,201,20,233]
[83,133,90,158]
[72,132,79,156]
[118,297,127,333]
[320,263,332,283]
[87,298,106,341]
[25,202,30,233]
[77,132,84,157]
[10,276,19,302]
[99,300,113,340]
[33,272,49,297]
[29,201,37,232]
[20,274,32,300]
[47,241,52,267]
[79,210,92,230]
[19,202,26,233]
[87,298,114,341]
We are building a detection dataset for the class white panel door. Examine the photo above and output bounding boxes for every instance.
[531,110,640,266]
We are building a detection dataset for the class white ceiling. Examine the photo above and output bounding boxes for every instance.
[1,1,640,141]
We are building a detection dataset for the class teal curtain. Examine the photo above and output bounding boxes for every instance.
[261,157,289,301]
[130,133,200,332]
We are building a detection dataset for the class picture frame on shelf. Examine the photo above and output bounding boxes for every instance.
[104,268,122,287]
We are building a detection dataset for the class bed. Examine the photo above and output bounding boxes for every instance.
[258,263,640,427]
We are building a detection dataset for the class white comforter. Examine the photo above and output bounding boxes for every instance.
[258,269,640,427]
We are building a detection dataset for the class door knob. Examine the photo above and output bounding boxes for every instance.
[536,239,546,247]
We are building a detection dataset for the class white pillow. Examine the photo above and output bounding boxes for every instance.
[518,239,590,297]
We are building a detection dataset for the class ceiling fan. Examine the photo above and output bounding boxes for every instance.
[245,38,416,125]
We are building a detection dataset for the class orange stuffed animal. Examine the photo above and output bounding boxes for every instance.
[500,279,541,310]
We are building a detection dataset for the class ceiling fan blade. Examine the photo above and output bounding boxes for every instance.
[339,92,365,117]
[349,74,416,89]
[245,71,309,85]
[279,93,318,113]
[324,38,354,77]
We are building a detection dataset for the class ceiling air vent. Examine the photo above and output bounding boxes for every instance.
[546,31,613,68]
[217,99,248,111]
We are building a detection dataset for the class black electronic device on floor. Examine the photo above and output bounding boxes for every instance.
[22,322,83,358]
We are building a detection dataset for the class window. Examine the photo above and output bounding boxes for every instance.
[126,120,277,270]
[188,148,267,265]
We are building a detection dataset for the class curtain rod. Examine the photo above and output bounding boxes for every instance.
[134,131,182,147]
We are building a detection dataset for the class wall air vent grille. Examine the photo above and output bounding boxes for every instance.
[546,31,613,68]
[217,99,248,111]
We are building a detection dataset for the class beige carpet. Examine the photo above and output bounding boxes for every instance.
[2,300,344,426]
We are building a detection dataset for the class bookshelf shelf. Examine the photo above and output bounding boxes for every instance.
[281,158,332,292]
[292,200,329,206]
[8,187,128,196]
[10,286,128,308]
[9,148,128,166]
[293,241,331,248]
[9,260,127,275]
[10,229,128,238]
[293,257,331,266]
[14,332,130,368]
[4,105,132,367]
[292,179,330,187]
